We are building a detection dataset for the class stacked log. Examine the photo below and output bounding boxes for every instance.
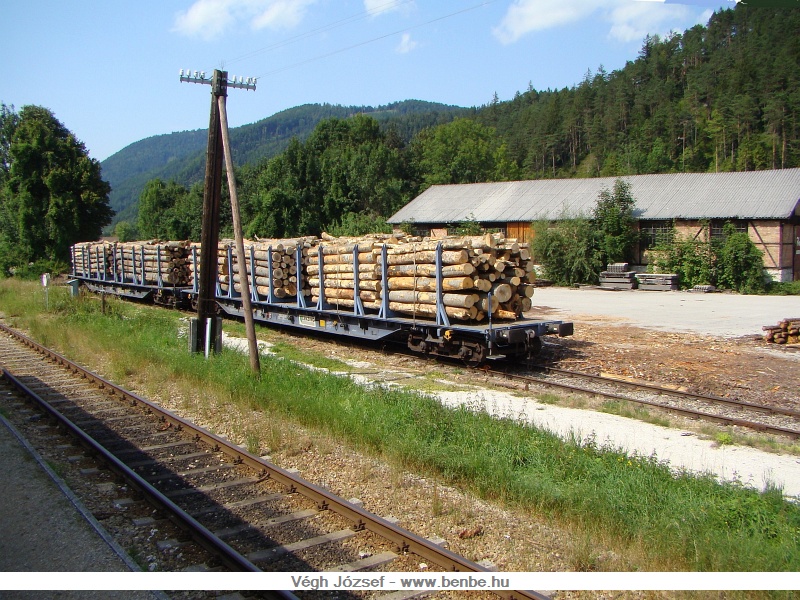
[218,237,316,300]
[71,241,115,279]
[308,232,536,322]
[112,240,192,286]
[72,231,537,324]
[763,318,800,345]
[306,234,384,311]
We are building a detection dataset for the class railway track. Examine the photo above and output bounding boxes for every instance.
[0,323,546,600]
[491,361,800,440]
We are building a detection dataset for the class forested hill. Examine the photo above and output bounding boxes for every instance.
[103,100,469,225]
[476,6,800,178]
[104,4,800,229]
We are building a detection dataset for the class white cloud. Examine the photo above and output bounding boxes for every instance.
[251,0,317,30]
[493,0,712,45]
[173,0,317,40]
[608,1,690,42]
[395,32,417,54]
[492,0,610,44]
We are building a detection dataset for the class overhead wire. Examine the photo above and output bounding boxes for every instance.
[226,0,416,66]
[236,0,499,80]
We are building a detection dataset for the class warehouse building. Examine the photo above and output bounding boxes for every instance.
[388,168,800,282]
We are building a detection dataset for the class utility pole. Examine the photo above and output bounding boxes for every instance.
[180,69,257,360]
[218,94,261,374]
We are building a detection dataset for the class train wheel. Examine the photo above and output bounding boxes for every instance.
[527,336,542,358]
[460,342,485,366]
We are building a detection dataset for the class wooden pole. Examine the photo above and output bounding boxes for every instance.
[217,94,260,374]
[196,69,226,354]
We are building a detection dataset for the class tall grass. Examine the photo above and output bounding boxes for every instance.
[2,279,799,573]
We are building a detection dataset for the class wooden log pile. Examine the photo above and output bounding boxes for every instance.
[763,318,800,345]
[72,241,115,279]
[218,237,317,300]
[308,232,536,322]
[73,231,538,324]
[113,240,192,286]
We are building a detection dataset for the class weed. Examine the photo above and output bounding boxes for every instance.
[2,278,799,573]
[715,432,734,446]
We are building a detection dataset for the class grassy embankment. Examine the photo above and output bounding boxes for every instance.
[1,278,798,576]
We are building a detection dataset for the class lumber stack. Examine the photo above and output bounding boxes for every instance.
[763,318,800,345]
[306,232,400,312]
[72,241,115,279]
[308,232,536,322]
[113,240,192,286]
[218,237,316,300]
[600,263,637,289]
[72,231,539,324]
[636,273,679,291]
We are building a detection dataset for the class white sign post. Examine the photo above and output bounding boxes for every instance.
[41,273,50,310]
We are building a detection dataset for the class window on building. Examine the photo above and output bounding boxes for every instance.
[710,220,748,240]
[640,220,674,249]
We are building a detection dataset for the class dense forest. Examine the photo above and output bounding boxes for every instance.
[104,100,469,226]
[479,6,800,177]
[130,5,799,242]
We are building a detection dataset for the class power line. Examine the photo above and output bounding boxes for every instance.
[251,0,498,80]
[226,0,415,66]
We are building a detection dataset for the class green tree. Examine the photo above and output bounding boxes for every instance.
[0,105,111,274]
[716,223,765,294]
[137,179,188,239]
[593,178,638,265]
[530,216,602,286]
[413,118,518,190]
[114,220,137,242]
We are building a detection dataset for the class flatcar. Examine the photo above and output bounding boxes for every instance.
[70,240,572,364]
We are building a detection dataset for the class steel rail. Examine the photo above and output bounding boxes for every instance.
[0,367,264,575]
[532,364,800,419]
[0,323,547,600]
[490,365,800,440]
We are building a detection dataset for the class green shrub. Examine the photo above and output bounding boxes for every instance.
[716,224,766,294]
[326,211,392,237]
[650,222,766,293]
[767,280,800,295]
[531,217,602,285]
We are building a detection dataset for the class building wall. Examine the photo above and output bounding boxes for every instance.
[410,216,799,281]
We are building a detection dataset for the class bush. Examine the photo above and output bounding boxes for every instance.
[531,217,602,285]
[326,211,392,237]
[650,222,766,293]
[716,224,766,294]
[767,280,800,295]
[650,235,715,288]
[9,258,69,280]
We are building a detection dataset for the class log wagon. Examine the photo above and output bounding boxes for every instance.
[70,234,573,364]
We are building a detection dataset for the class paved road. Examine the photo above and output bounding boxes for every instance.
[530,286,799,338]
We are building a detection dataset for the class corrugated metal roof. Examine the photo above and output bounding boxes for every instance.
[388,169,800,224]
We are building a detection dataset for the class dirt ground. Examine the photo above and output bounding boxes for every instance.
[540,317,800,411]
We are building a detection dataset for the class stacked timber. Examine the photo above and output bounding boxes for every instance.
[763,318,800,345]
[307,232,536,322]
[112,240,192,286]
[72,241,115,279]
[218,237,317,300]
[599,263,637,289]
[636,273,679,291]
[306,233,390,312]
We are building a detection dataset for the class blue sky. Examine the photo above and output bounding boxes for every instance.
[3,0,738,162]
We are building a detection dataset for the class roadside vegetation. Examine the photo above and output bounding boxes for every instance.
[1,278,798,576]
